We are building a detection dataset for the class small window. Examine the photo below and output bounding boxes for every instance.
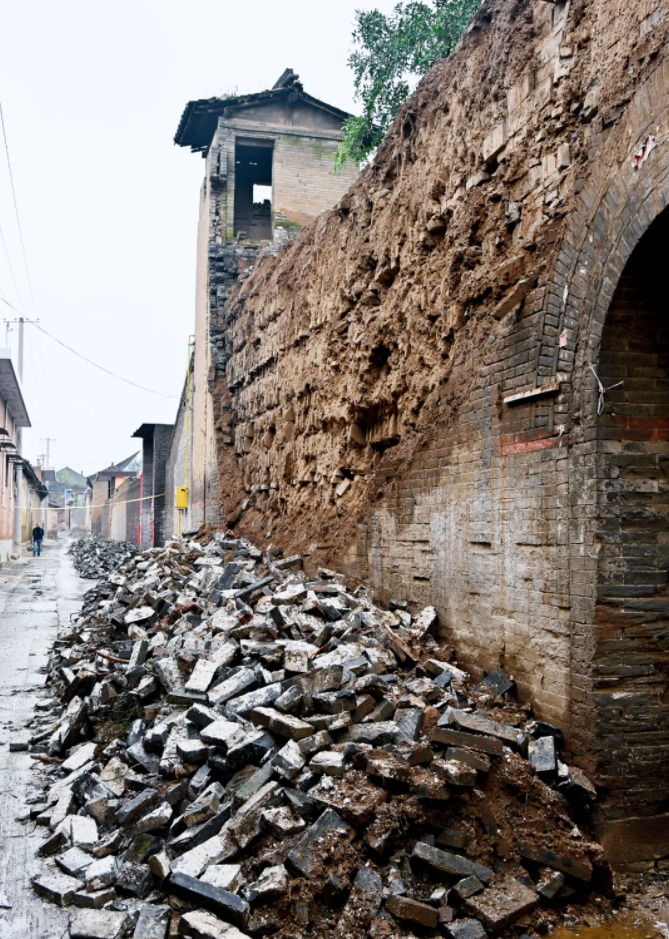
[234,140,273,240]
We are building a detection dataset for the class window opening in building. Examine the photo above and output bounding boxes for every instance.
[234,139,273,240]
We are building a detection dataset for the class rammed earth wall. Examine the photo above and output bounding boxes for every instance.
[201,0,669,863]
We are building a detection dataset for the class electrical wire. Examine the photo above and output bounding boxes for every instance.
[0,98,36,310]
[0,295,177,398]
[15,492,165,510]
[0,218,24,312]
[33,322,178,398]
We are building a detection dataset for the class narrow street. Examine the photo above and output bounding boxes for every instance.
[0,537,87,939]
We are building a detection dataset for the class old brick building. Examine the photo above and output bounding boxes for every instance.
[132,423,173,549]
[172,69,359,533]
[88,454,140,538]
[179,2,669,865]
[0,349,31,560]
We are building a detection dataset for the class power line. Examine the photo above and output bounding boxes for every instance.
[33,321,178,398]
[0,217,24,312]
[0,295,177,398]
[0,98,36,310]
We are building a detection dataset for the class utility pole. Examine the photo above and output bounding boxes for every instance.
[41,437,56,469]
[3,317,39,366]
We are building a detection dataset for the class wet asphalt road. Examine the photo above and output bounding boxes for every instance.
[0,537,87,939]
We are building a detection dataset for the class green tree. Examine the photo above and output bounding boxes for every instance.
[335,0,481,169]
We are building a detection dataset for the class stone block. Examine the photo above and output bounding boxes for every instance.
[309,751,346,776]
[56,846,94,880]
[287,809,351,878]
[412,842,492,884]
[248,864,288,902]
[431,727,503,756]
[516,841,592,881]
[171,831,237,879]
[249,706,314,740]
[200,864,244,892]
[133,905,171,939]
[438,710,525,749]
[528,736,556,773]
[445,920,487,939]
[178,909,250,939]
[69,909,130,938]
[168,871,249,927]
[116,788,161,826]
[32,870,83,906]
[386,894,439,928]
[463,877,538,932]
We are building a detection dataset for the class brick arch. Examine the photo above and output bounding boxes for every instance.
[547,63,669,864]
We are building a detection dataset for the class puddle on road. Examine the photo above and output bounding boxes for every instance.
[552,911,665,938]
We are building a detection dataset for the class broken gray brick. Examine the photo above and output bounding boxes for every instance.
[411,842,493,884]
[248,863,288,902]
[132,905,171,939]
[69,909,131,939]
[528,735,557,773]
[287,809,351,878]
[249,706,314,740]
[271,739,306,780]
[168,871,249,927]
[386,894,439,929]
[32,870,83,906]
[309,751,346,776]
[463,877,538,932]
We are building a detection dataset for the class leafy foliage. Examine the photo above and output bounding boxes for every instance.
[335,0,481,169]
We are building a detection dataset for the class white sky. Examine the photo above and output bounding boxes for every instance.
[0,0,398,475]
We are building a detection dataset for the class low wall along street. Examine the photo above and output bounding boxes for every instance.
[192,0,669,863]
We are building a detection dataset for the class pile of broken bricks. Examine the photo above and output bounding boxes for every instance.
[20,532,608,939]
[70,538,138,579]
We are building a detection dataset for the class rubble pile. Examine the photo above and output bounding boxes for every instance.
[25,533,608,939]
[70,538,138,579]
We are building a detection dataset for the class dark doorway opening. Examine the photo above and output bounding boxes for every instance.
[594,208,669,859]
[233,139,273,240]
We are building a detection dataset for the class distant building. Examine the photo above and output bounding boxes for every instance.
[0,349,32,561]
[44,466,92,533]
[171,70,359,532]
[109,476,141,546]
[132,423,173,549]
[87,453,140,538]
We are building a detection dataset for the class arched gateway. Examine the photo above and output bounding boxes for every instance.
[556,66,669,865]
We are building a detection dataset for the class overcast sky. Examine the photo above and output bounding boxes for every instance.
[0,0,398,475]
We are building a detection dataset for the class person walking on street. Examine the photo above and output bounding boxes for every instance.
[32,524,45,557]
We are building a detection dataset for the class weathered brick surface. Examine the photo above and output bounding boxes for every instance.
[184,0,669,862]
[165,361,194,539]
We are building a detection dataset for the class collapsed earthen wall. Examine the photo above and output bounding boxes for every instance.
[206,0,669,858]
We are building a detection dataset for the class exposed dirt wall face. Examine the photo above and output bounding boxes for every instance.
[209,0,669,857]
